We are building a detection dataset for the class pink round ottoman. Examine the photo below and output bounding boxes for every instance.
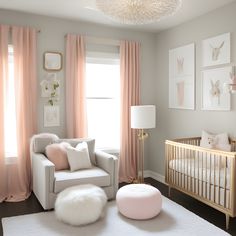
[116,184,162,220]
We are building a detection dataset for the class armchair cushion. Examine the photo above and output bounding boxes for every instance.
[55,138,96,165]
[54,166,110,193]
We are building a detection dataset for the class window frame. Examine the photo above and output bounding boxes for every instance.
[85,53,120,152]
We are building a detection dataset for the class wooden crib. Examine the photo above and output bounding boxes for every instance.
[165,137,236,229]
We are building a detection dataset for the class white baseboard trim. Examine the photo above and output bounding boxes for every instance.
[144,170,167,185]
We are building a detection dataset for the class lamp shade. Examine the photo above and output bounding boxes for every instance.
[131,105,156,129]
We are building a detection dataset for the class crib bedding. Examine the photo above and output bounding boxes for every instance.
[169,159,230,189]
[168,170,230,208]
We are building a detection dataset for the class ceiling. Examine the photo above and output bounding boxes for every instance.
[0,0,235,32]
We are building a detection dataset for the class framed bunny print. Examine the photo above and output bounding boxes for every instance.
[202,66,232,111]
[202,33,230,67]
[169,43,195,110]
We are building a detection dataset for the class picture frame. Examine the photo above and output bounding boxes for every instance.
[202,66,232,111]
[169,43,195,110]
[40,73,59,98]
[202,33,230,67]
[44,105,60,127]
[44,52,62,71]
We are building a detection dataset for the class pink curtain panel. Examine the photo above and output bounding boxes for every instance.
[0,25,37,202]
[119,40,141,183]
[66,34,87,138]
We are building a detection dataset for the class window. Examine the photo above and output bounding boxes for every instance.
[86,56,120,150]
[4,45,18,158]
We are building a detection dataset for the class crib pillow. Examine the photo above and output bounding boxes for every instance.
[200,130,231,152]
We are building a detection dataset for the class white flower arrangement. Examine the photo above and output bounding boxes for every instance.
[40,73,60,106]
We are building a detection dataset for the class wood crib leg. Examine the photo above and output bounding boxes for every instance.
[168,186,171,197]
[225,214,230,230]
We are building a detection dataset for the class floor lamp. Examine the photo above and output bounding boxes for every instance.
[131,105,156,183]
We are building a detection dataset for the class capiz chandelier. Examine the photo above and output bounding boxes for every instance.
[96,0,182,25]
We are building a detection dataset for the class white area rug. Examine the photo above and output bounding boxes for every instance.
[2,196,229,236]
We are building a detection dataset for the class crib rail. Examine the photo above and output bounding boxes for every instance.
[173,137,201,146]
[165,138,236,221]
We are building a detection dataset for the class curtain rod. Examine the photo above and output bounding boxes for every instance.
[8,26,40,33]
[65,34,120,46]
[86,36,120,46]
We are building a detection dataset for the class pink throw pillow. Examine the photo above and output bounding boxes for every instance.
[45,142,71,171]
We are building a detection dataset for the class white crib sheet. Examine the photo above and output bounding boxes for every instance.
[169,159,230,190]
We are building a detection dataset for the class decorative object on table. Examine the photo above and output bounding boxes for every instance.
[44,105,60,127]
[55,184,107,226]
[202,66,232,111]
[95,0,182,25]
[40,73,60,106]
[224,70,236,94]
[116,184,162,220]
[131,105,156,183]
[169,43,195,110]
[202,33,230,67]
[44,52,62,71]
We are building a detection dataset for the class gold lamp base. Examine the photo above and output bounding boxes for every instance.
[136,129,149,183]
[130,105,156,184]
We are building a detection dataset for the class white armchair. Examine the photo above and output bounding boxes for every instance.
[31,135,119,210]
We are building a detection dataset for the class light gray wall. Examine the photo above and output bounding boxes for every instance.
[0,9,156,141]
[150,2,236,176]
[2,2,236,177]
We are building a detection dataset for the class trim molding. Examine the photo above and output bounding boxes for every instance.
[144,170,167,185]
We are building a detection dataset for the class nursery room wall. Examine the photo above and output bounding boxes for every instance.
[149,1,236,178]
[2,2,236,179]
[0,9,157,146]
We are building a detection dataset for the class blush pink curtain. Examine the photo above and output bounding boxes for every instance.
[6,26,37,201]
[119,40,141,183]
[0,25,9,202]
[66,34,87,138]
[0,25,37,202]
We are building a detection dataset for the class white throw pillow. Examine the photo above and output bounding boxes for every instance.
[66,142,92,171]
[200,130,231,151]
[199,130,231,169]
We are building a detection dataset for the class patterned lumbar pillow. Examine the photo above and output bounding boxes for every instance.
[66,142,92,171]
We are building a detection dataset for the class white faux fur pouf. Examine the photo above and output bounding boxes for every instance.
[55,184,107,226]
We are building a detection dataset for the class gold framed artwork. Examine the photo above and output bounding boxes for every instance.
[43,52,62,71]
